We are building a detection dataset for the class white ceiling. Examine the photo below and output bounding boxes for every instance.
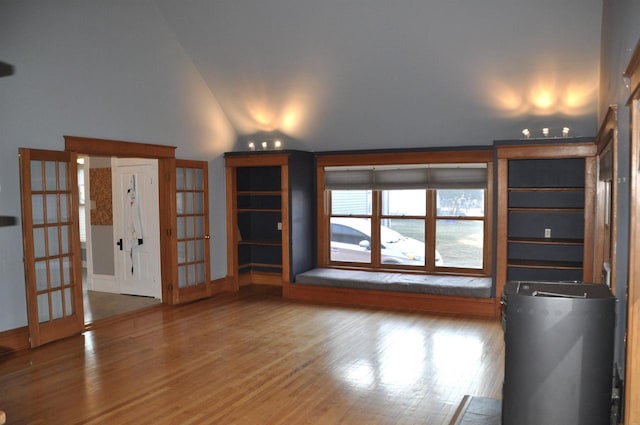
[157,0,602,151]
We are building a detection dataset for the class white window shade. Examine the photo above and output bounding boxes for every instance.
[428,167,487,189]
[374,168,430,189]
[324,168,374,190]
[324,163,487,190]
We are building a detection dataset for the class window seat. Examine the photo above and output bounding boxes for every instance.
[288,268,497,318]
[294,268,492,298]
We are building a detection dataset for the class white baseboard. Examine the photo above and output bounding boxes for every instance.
[88,274,119,294]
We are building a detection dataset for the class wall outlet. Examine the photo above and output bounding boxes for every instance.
[544,228,551,238]
[277,222,282,230]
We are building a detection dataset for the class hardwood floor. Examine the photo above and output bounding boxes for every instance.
[0,286,505,425]
[83,289,162,323]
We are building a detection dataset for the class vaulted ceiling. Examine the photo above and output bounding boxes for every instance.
[155,0,602,151]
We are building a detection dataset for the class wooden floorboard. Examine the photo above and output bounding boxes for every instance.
[0,286,504,425]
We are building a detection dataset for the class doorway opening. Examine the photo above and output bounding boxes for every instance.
[19,137,180,348]
[78,155,162,324]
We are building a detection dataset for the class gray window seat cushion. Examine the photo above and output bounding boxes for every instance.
[294,268,493,298]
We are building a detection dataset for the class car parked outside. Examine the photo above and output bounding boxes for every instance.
[330,217,443,266]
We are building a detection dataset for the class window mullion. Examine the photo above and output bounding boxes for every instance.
[371,190,382,267]
[426,189,437,270]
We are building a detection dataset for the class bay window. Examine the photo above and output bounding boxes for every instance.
[320,155,492,275]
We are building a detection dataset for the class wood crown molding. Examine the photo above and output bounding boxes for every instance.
[316,149,493,167]
[64,135,176,159]
[496,142,596,159]
[224,153,289,168]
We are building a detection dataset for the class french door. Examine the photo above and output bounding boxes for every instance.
[19,149,83,348]
[170,160,211,303]
[19,138,213,346]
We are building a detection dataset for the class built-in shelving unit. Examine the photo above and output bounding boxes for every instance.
[506,157,585,281]
[225,151,315,292]
[495,140,596,299]
[235,166,283,276]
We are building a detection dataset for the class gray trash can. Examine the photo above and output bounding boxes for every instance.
[502,281,615,425]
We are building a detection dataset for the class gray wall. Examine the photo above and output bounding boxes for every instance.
[91,226,115,276]
[0,1,235,331]
[599,0,640,381]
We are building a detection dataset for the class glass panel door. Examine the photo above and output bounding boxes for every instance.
[174,160,210,303]
[20,148,83,347]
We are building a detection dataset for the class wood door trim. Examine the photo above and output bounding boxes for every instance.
[225,165,238,291]
[64,136,177,307]
[624,40,640,105]
[582,155,597,282]
[495,158,509,302]
[315,166,329,267]
[159,158,176,303]
[64,136,176,158]
[626,97,640,425]
[594,106,618,288]
[596,105,618,154]
[281,164,291,285]
[625,38,640,425]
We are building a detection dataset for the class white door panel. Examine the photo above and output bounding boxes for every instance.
[112,159,161,299]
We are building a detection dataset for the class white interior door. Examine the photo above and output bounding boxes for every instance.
[112,158,161,299]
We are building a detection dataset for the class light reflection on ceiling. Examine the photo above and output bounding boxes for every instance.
[485,70,597,118]
[215,71,326,143]
[158,0,602,149]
